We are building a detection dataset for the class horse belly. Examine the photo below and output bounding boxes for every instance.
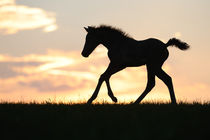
[108,48,147,67]
[123,55,147,67]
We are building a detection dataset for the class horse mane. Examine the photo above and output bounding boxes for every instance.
[92,25,133,40]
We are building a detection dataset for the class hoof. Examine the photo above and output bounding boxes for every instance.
[133,100,140,105]
[87,99,93,105]
[171,102,177,105]
[112,97,118,103]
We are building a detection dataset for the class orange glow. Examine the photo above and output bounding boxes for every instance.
[0,48,209,103]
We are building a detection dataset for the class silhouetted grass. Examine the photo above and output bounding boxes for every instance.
[1,102,210,140]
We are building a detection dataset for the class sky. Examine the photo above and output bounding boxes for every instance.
[0,0,210,103]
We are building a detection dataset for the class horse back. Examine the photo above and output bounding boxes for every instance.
[138,38,169,64]
[108,38,168,67]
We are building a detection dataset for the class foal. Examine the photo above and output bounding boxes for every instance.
[81,25,189,104]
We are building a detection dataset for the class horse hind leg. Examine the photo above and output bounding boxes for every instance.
[156,68,177,104]
[134,66,155,104]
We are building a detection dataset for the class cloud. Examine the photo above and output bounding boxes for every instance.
[0,49,99,94]
[0,0,57,34]
[0,61,42,78]
[18,79,72,92]
[0,0,14,5]
[0,48,209,103]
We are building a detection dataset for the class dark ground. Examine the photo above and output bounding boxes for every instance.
[1,102,210,140]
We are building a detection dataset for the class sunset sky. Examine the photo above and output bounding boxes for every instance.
[0,0,210,103]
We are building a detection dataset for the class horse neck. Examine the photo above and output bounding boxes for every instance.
[100,36,129,51]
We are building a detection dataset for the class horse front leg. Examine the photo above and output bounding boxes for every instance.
[105,79,118,102]
[104,63,125,103]
[87,63,125,104]
[87,74,105,104]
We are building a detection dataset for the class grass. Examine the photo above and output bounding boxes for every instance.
[1,102,210,140]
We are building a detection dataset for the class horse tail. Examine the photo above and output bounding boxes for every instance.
[165,38,190,50]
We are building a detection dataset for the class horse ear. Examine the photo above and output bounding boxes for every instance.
[84,26,95,32]
[84,27,89,32]
[88,26,95,32]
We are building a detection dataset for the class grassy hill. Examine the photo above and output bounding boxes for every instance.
[1,102,210,140]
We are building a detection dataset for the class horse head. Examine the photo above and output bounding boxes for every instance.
[81,26,100,57]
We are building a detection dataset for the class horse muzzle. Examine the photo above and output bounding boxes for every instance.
[81,52,89,58]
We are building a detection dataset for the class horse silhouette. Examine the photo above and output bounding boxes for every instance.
[81,25,190,104]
